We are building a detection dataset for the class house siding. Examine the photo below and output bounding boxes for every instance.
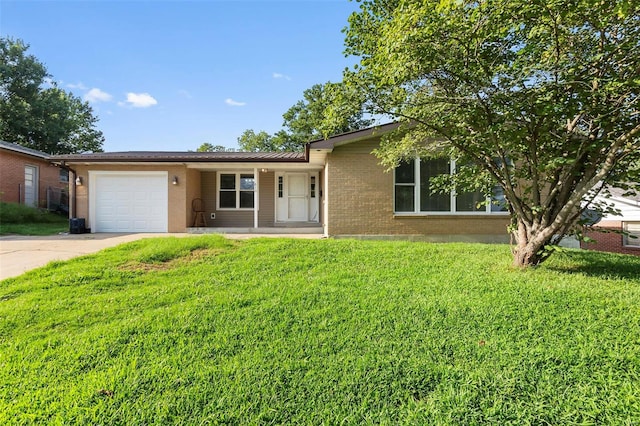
[325,138,510,242]
[259,171,275,226]
[185,168,201,227]
[0,149,66,207]
[201,171,275,228]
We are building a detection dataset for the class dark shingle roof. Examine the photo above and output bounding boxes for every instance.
[0,140,51,159]
[51,151,307,163]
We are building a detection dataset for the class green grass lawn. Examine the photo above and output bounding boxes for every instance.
[1,236,639,424]
[0,221,69,236]
[0,202,69,235]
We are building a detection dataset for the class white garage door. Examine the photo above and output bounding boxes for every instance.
[92,172,168,232]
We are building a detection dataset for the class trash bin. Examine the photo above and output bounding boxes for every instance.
[69,218,86,234]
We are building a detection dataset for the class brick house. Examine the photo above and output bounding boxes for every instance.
[0,141,68,209]
[581,188,640,256]
[50,123,510,239]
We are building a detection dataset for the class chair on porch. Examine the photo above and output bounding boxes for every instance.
[192,198,207,227]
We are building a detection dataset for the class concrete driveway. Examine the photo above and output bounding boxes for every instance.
[0,232,323,281]
[0,233,187,281]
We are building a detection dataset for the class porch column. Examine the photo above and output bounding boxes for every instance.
[254,167,259,228]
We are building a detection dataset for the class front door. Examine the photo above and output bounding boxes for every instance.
[286,173,308,221]
[275,172,319,223]
[24,165,38,207]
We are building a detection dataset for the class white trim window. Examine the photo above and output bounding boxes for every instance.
[394,158,508,214]
[218,172,255,210]
[623,222,640,248]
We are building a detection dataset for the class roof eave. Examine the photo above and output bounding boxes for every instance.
[50,157,309,164]
[307,122,402,151]
[0,141,50,160]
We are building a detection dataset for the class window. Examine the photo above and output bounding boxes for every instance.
[59,168,69,183]
[218,172,255,209]
[394,158,508,214]
[623,222,640,248]
[310,176,316,198]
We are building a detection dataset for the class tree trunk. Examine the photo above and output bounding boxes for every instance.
[512,243,544,268]
[512,220,547,268]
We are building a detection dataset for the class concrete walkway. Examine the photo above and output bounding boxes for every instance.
[0,232,323,281]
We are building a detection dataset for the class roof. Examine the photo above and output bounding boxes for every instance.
[49,122,401,164]
[51,151,307,163]
[0,140,51,159]
[308,122,401,150]
[608,186,640,204]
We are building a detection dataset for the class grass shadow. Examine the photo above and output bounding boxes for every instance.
[544,250,640,281]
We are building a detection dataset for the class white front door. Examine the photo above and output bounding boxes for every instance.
[275,172,319,223]
[24,165,38,207]
[286,173,308,221]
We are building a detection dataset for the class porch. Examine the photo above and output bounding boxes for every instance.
[187,225,324,235]
[186,165,323,232]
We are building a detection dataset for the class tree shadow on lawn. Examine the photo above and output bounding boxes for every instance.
[544,250,640,281]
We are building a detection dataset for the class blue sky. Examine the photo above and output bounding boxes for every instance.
[1,0,361,152]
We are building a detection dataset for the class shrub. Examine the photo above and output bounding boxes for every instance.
[0,202,66,224]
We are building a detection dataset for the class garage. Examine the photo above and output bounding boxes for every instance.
[90,172,168,232]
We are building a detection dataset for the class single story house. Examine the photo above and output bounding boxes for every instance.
[581,188,640,256]
[0,140,68,209]
[50,123,510,240]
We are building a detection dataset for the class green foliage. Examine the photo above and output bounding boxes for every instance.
[0,37,104,154]
[195,143,231,152]
[0,202,68,235]
[0,201,65,224]
[237,129,291,152]
[1,236,640,423]
[237,82,373,152]
[337,0,640,266]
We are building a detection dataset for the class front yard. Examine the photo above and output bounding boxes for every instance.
[1,236,639,424]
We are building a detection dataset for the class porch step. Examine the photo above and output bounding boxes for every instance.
[273,222,322,228]
[188,227,324,235]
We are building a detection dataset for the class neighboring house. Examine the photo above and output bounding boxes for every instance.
[581,188,640,256]
[49,123,510,240]
[0,141,68,210]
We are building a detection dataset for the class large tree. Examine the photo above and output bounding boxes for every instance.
[238,81,372,152]
[196,142,233,152]
[0,37,104,154]
[334,0,640,267]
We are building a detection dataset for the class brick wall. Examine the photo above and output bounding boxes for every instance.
[325,139,510,241]
[581,221,640,256]
[0,149,67,207]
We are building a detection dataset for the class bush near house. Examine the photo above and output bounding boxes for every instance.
[1,236,639,424]
[0,201,68,235]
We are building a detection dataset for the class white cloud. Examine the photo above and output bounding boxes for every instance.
[84,88,113,103]
[273,72,292,81]
[67,82,88,90]
[122,92,158,108]
[225,98,246,107]
[178,89,193,99]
